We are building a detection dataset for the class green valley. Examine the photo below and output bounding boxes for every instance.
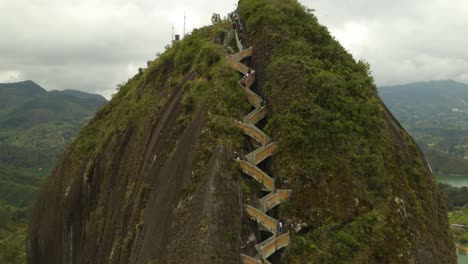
[0,81,106,262]
[379,80,468,176]
[380,80,468,261]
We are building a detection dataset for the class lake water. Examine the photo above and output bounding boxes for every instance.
[436,175,468,188]
[436,175,468,264]
[459,252,468,264]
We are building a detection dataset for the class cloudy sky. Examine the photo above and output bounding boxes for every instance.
[0,0,467,98]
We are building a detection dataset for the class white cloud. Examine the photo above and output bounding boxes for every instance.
[330,21,371,55]
[0,71,21,82]
[0,0,238,98]
[305,0,468,86]
[0,0,467,98]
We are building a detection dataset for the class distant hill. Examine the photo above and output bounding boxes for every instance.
[0,80,46,93]
[0,82,106,128]
[55,89,106,101]
[0,81,107,262]
[0,80,107,207]
[379,80,468,176]
[0,81,46,114]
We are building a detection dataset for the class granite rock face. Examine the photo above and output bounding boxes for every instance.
[27,1,456,263]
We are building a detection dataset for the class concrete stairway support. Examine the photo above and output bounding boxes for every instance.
[259,189,293,213]
[245,142,279,165]
[237,122,270,146]
[226,57,250,74]
[242,105,268,125]
[241,255,273,264]
[245,205,278,234]
[239,85,263,108]
[258,232,290,259]
[230,47,253,61]
[241,254,261,264]
[243,105,268,125]
[237,160,275,191]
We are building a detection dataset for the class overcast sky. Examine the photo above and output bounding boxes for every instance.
[0,0,467,98]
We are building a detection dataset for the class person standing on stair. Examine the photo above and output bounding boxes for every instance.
[231,14,237,31]
[279,220,283,234]
[241,70,250,87]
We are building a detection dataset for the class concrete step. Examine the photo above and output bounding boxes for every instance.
[226,56,250,74]
[239,84,263,108]
[237,160,275,191]
[240,254,260,264]
[243,105,267,125]
[235,30,244,51]
[236,122,270,146]
[257,232,290,260]
[242,71,256,90]
[245,205,278,234]
[259,189,293,213]
[240,254,273,264]
[245,142,278,165]
[230,47,253,61]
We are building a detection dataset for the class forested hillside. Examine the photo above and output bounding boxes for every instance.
[379,80,468,176]
[0,81,106,263]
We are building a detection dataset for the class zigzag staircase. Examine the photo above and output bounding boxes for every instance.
[226,12,292,264]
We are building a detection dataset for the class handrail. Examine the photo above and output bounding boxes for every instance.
[259,232,290,259]
[236,122,270,146]
[226,56,250,74]
[243,105,268,125]
[245,205,278,234]
[230,47,253,61]
[240,254,261,264]
[239,84,263,109]
[237,160,275,191]
[259,189,292,213]
[245,142,279,165]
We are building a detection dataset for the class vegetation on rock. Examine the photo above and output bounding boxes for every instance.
[438,183,468,249]
[28,20,251,263]
[239,0,455,262]
[0,81,106,263]
[26,0,456,263]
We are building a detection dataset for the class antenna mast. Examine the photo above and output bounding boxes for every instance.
[172,25,174,41]
[183,11,186,37]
